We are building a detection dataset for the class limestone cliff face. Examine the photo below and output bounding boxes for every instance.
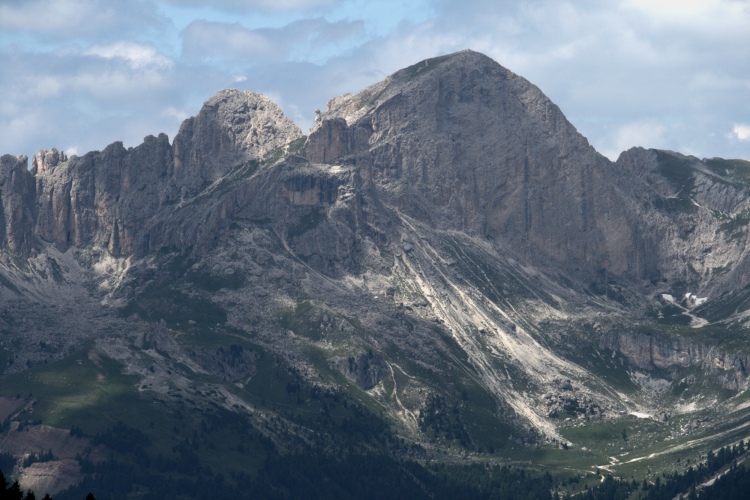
[332,352,387,390]
[602,331,750,390]
[201,156,380,275]
[172,89,302,199]
[3,90,302,258]
[615,147,750,294]
[1,51,748,296]
[303,50,657,281]
[34,134,172,255]
[0,154,36,256]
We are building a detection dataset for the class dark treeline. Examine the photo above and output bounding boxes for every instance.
[6,364,749,500]
[0,456,14,477]
[579,464,750,500]
[697,462,750,499]
[21,451,56,469]
[56,454,555,500]
[43,403,557,499]
[5,445,750,499]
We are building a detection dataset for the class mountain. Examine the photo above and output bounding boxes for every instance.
[2,49,750,497]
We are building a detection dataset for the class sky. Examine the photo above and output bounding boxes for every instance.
[1,0,749,162]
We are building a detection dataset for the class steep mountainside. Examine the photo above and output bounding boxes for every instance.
[303,52,657,283]
[3,90,301,259]
[2,50,750,497]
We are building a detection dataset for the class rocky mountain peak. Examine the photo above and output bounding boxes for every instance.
[0,87,303,258]
[302,49,651,281]
[308,50,508,130]
[0,50,746,289]
[30,148,67,176]
[171,88,302,198]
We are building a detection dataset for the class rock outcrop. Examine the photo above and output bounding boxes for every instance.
[172,89,302,199]
[141,322,256,383]
[303,50,658,282]
[0,154,36,256]
[333,352,387,390]
[1,90,302,258]
[602,330,750,390]
[615,148,750,294]
[33,135,173,255]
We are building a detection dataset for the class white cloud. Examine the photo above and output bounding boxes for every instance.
[161,107,189,122]
[2,0,749,162]
[621,0,748,27]
[623,0,713,20]
[0,111,49,156]
[0,0,164,39]
[183,21,276,60]
[0,41,180,157]
[1,0,100,31]
[690,72,750,90]
[601,121,669,160]
[158,0,339,13]
[7,43,178,104]
[733,124,750,142]
[181,18,365,64]
[85,41,174,69]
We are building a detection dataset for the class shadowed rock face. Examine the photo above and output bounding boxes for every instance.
[303,50,657,282]
[0,154,36,255]
[601,330,750,390]
[333,352,387,390]
[33,135,173,255]
[0,89,302,258]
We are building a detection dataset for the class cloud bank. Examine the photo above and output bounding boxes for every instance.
[1,0,748,163]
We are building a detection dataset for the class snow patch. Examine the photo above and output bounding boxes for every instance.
[684,292,708,307]
[630,411,652,419]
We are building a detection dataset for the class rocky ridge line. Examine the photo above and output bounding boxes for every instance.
[0,89,302,259]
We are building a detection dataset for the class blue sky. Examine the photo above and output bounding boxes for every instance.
[1,0,749,162]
